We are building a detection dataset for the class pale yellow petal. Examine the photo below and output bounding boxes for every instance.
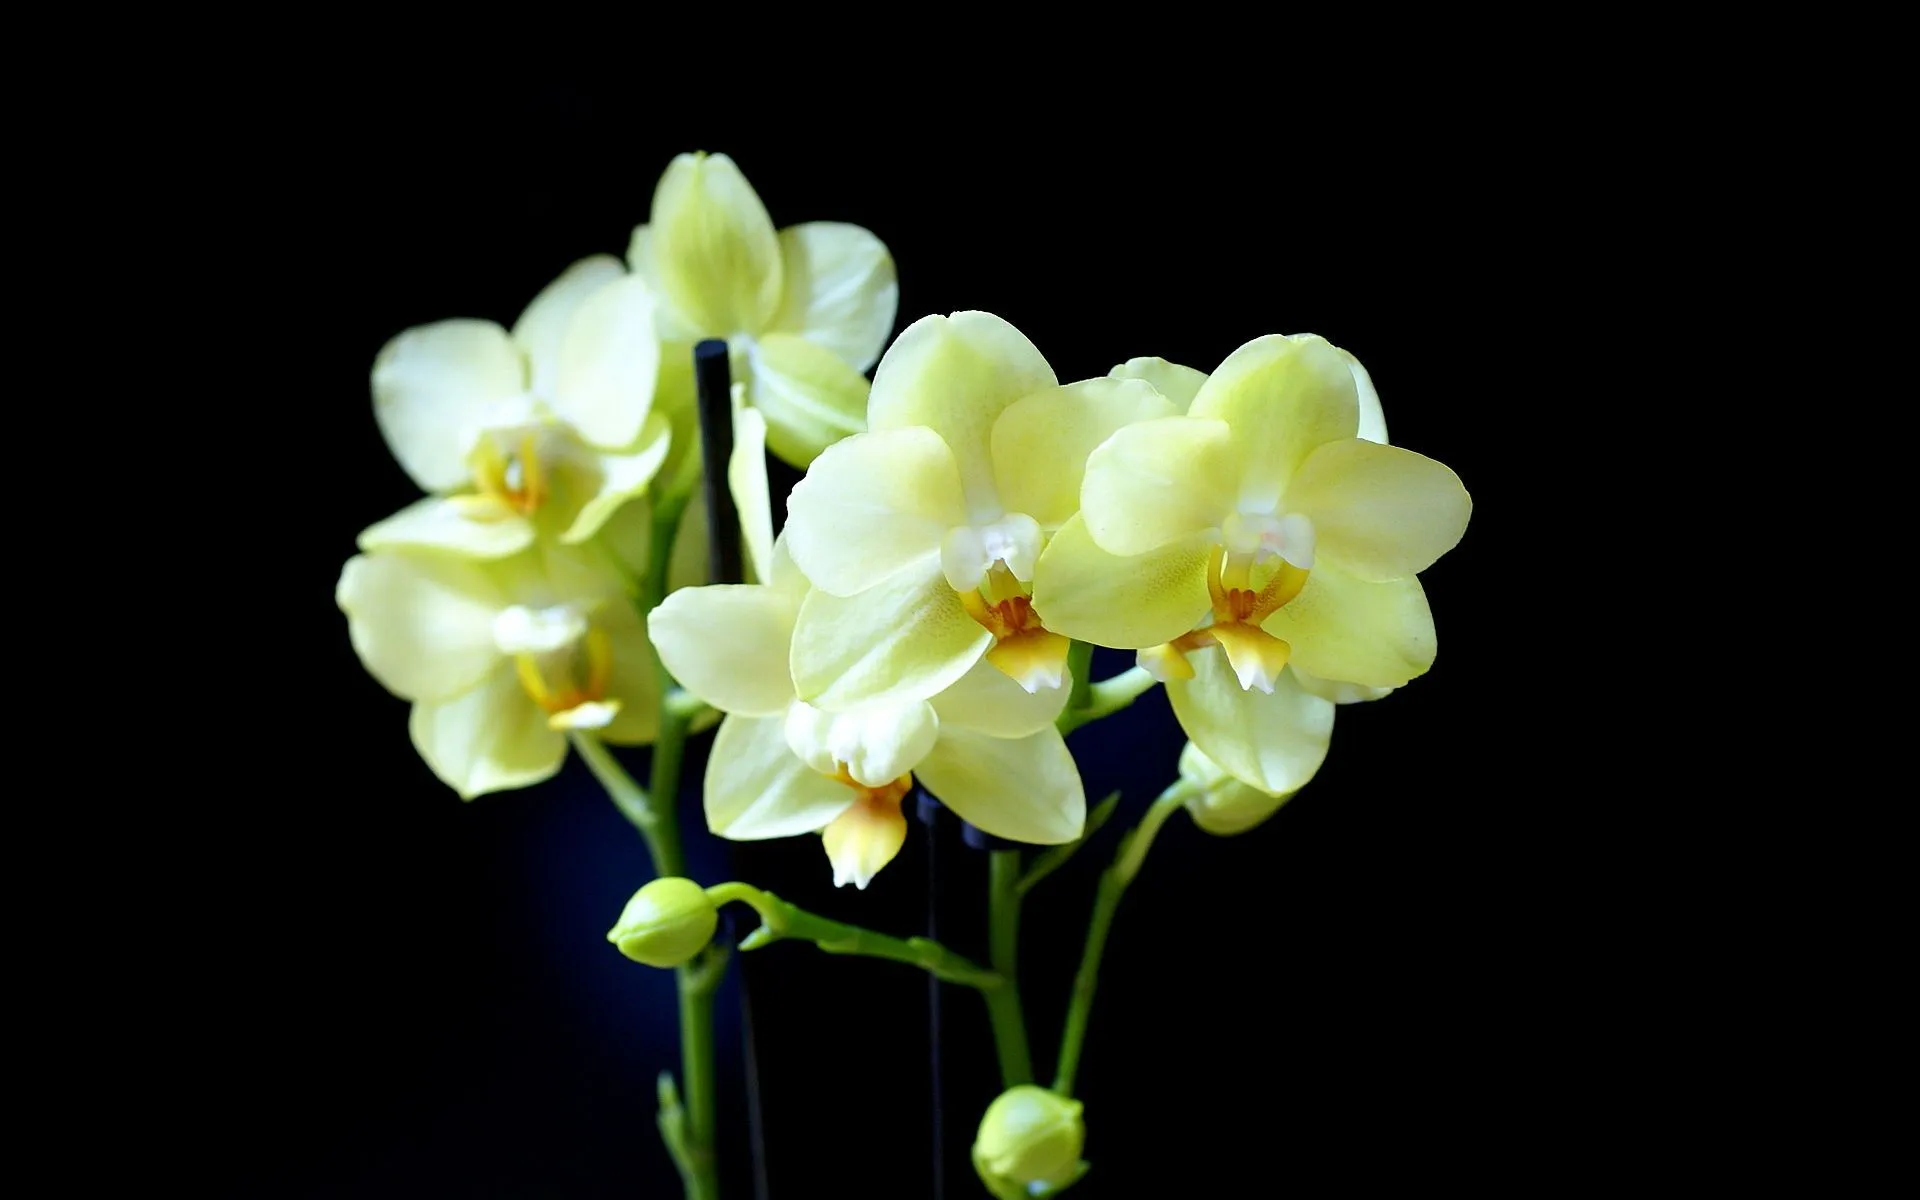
[991,377,1177,528]
[867,312,1057,509]
[1260,562,1436,689]
[791,559,992,710]
[1336,348,1389,445]
[1080,417,1237,556]
[1293,668,1395,705]
[705,713,856,839]
[746,331,868,467]
[372,319,524,493]
[357,496,533,559]
[559,410,673,544]
[929,658,1068,738]
[784,427,966,596]
[550,274,660,450]
[1030,515,1212,649]
[1165,649,1333,796]
[649,583,800,716]
[1284,439,1470,581]
[915,727,1084,845]
[594,596,663,745]
[512,254,626,398]
[337,552,504,702]
[770,221,898,372]
[729,405,775,584]
[409,661,566,799]
[1187,334,1358,502]
[1109,356,1208,412]
[649,152,783,336]
[783,699,939,788]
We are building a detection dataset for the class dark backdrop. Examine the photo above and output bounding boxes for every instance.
[214,87,1540,1197]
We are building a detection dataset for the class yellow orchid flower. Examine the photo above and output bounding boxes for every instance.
[781,311,1177,709]
[368,256,669,560]
[627,152,898,468]
[336,541,660,799]
[648,541,1085,889]
[1033,333,1470,693]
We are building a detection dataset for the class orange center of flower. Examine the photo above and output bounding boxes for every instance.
[962,563,1071,691]
[1139,547,1312,691]
[829,766,914,809]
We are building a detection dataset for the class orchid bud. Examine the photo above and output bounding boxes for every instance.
[607,878,717,968]
[972,1085,1087,1199]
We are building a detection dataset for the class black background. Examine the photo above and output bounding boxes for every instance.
[209,86,1547,1197]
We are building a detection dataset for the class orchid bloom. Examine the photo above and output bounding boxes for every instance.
[1033,333,1469,694]
[782,311,1176,710]
[368,257,668,560]
[336,542,658,798]
[627,152,897,468]
[648,541,1085,889]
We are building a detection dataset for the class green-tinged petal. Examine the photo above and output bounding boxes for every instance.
[992,377,1177,529]
[915,727,1084,845]
[594,597,662,745]
[784,427,965,596]
[668,490,711,593]
[1337,348,1389,445]
[930,658,1068,738]
[705,713,855,839]
[1031,515,1212,649]
[1080,417,1237,556]
[784,699,939,788]
[1285,438,1470,581]
[1293,668,1395,705]
[822,792,909,889]
[730,405,775,583]
[1165,649,1333,795]
[408,662,566,799]
[649,152,783,336]
[357,495,533,559]
[1178,741,1296,833]
[1260,562,1436,688]
[337,552,504,702]
[560,411,672,544]
[1109,356,1208,412]
[649,584,799,716]
[771,221,898,372]
[372,319,524,493]
[746,331,868,467]
[1188,334,1358,503]
[791,559,992,710]
[868,312,1057,509]
[550,274,659,450]
[512,255,626,398]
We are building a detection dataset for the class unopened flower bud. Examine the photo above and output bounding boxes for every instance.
[972,1085,1087,1199]
[1179,742,1294,836]
[607,878,717,968]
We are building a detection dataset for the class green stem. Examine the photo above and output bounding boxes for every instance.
[1066,640,1094,712]
[706,882,1002,988]
[985,850,1033,1087]
[1056,667,1160,735]
[1053,781,1191,1098]
[677,948,723,1200]
[571,733,684,879]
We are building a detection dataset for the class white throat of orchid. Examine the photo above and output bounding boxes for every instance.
[1220,508,1316,571]
[780,700,924,890]
[458,415,566,519]
[936,512,1066,694]
[493,604,622,730]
